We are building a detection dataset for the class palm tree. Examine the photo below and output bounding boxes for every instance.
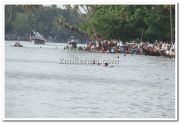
[62,5,97,39]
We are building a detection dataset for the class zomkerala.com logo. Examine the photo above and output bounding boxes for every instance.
[58,57,120,64]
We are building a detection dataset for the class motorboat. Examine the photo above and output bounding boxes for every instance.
[31,31,46,44]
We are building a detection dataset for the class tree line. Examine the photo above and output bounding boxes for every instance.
[5,5,87,43]
[79,5,175,43]
[5,5,175,43]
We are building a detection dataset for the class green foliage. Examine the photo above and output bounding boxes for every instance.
[80,5,175,42]
[5,5,175,43]
[12,12,32,35]
[5,5,85,42]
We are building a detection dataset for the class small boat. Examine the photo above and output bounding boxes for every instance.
[64,41,77,50]
[13,42,23,47]
[68,41,77,49]
[31,31,46,44]
[64,36,78,50]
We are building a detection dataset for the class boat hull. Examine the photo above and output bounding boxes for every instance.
[142,48,161,56]
[32,39,45,45]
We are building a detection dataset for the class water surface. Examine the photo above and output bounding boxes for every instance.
[5,41,175,118]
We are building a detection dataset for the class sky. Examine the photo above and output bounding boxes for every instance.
[43,4,86,13]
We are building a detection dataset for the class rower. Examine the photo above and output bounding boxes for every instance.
[104,63,108,67]
[92,60,96,64]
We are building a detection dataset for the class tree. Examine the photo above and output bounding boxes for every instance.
[80,5,175,42]
[5,5,175,42]
[12,12,32,36]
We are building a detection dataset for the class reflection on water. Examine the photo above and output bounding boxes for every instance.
[5,41,175,118]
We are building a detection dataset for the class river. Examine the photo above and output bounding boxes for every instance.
[5,41,175,118]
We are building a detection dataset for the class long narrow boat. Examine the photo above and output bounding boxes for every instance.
[143,48,175,58]
[159,50,175,58]
[142,48,161,56]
